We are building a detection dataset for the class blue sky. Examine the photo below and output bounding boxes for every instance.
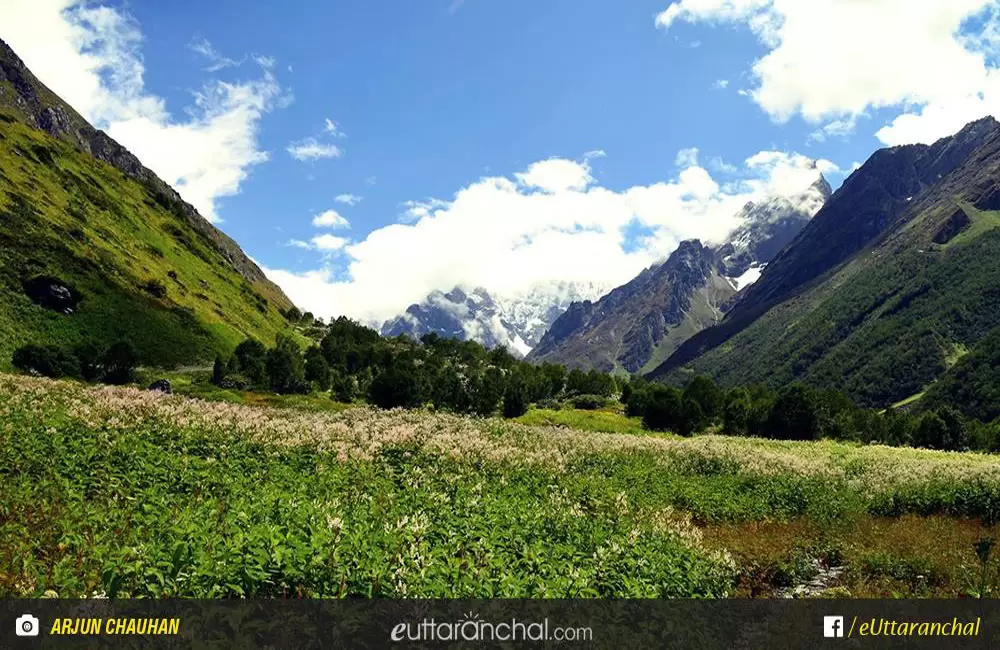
[4,1,1000,321]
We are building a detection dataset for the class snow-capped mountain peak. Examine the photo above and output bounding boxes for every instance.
[380,281,609,356]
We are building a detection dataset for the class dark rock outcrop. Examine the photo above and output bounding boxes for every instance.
[147,379,173,394]
[933,208,972,244]
[22,276,81,314]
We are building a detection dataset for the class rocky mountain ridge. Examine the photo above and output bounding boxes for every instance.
[525,177,832,372]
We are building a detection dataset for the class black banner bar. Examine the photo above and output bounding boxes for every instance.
[3,599,997,649]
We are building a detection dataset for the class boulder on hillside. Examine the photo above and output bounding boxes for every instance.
[22,275,81,314]
[147,379,172,394]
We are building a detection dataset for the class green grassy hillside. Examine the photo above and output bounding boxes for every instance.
[654,200,1000,410]
[0,111,292,368]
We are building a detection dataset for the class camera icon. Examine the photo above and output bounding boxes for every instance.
[15,614,40,637]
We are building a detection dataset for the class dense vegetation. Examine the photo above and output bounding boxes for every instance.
[924,325,1000,424]
[211,317,618,419]
[16,311,1000,456]
[0,112,291,370]
[5,374,1000,599]
[624,375,1000,453]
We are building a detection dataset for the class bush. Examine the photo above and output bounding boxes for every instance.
[304,346,331,391]
[212,355,226,385]
[678,397,706,436]
[534,398,562,411]
[913,407,969,451]
[642,386,683,432]
[502,376,530,419]
[767,384,822,441]
[219,373,250,390]
[73,342,103,382]
[12,344,81,379]
[369,359,427,409]
[625,386,650,418]
[266,336,308,394]
[568,394,608,411]
[141,279,167,299]
[723,388,752,436]
[331,373,358,403]
[683,376,724,420]
[469,367,504,416]
[233,339,268,387]
[102,341,139,385]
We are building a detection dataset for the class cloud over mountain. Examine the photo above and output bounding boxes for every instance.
[265,149,833,324]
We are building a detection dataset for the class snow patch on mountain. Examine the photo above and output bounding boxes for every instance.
[728,263,766,291]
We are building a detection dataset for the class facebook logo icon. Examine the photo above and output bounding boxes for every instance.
[824,616,845,638]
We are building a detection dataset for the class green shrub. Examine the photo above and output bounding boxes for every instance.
[12,344,81,379]
[330,372,357,403]
[502,375,530,418]
[534,398,562,411]
[568,394,608,411]
[101,341,139,385]
[642,386,683,432]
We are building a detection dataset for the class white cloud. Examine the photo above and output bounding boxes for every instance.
[323,118,345,137]
[0,1,285,223]
[189,37,244,72]
[656,0,1000,145]
[288,118,346,161]
[264,150,829,323]
[713,79,730,89]
[675,147,700,168]
[400,198,450,223]
[808,115,859,143]
[311,209,351,229]
[708,156,739,174]
[311,234,349,251]
[287,234,349,252]
[515,158,594,193]
[287,137,343,161]
[335,193,363,205]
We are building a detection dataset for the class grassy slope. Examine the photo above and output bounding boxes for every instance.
[659,201,1000,409]
[516,406,649,436]
[0,111,291,368]
[5,374,1000,598]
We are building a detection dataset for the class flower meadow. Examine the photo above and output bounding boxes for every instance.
[3,374,1000,598]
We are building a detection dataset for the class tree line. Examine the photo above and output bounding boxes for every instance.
[11,314,999,453]
[623,376,1000,453]
[11,340,139,385]
[210,317,619,418]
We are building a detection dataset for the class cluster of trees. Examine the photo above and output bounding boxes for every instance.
[623,376,1000,453]
[211,318,620,419]
[11,340,139,385]
[15,311,996,454]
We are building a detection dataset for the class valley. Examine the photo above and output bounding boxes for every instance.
[1,17,1000,610]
